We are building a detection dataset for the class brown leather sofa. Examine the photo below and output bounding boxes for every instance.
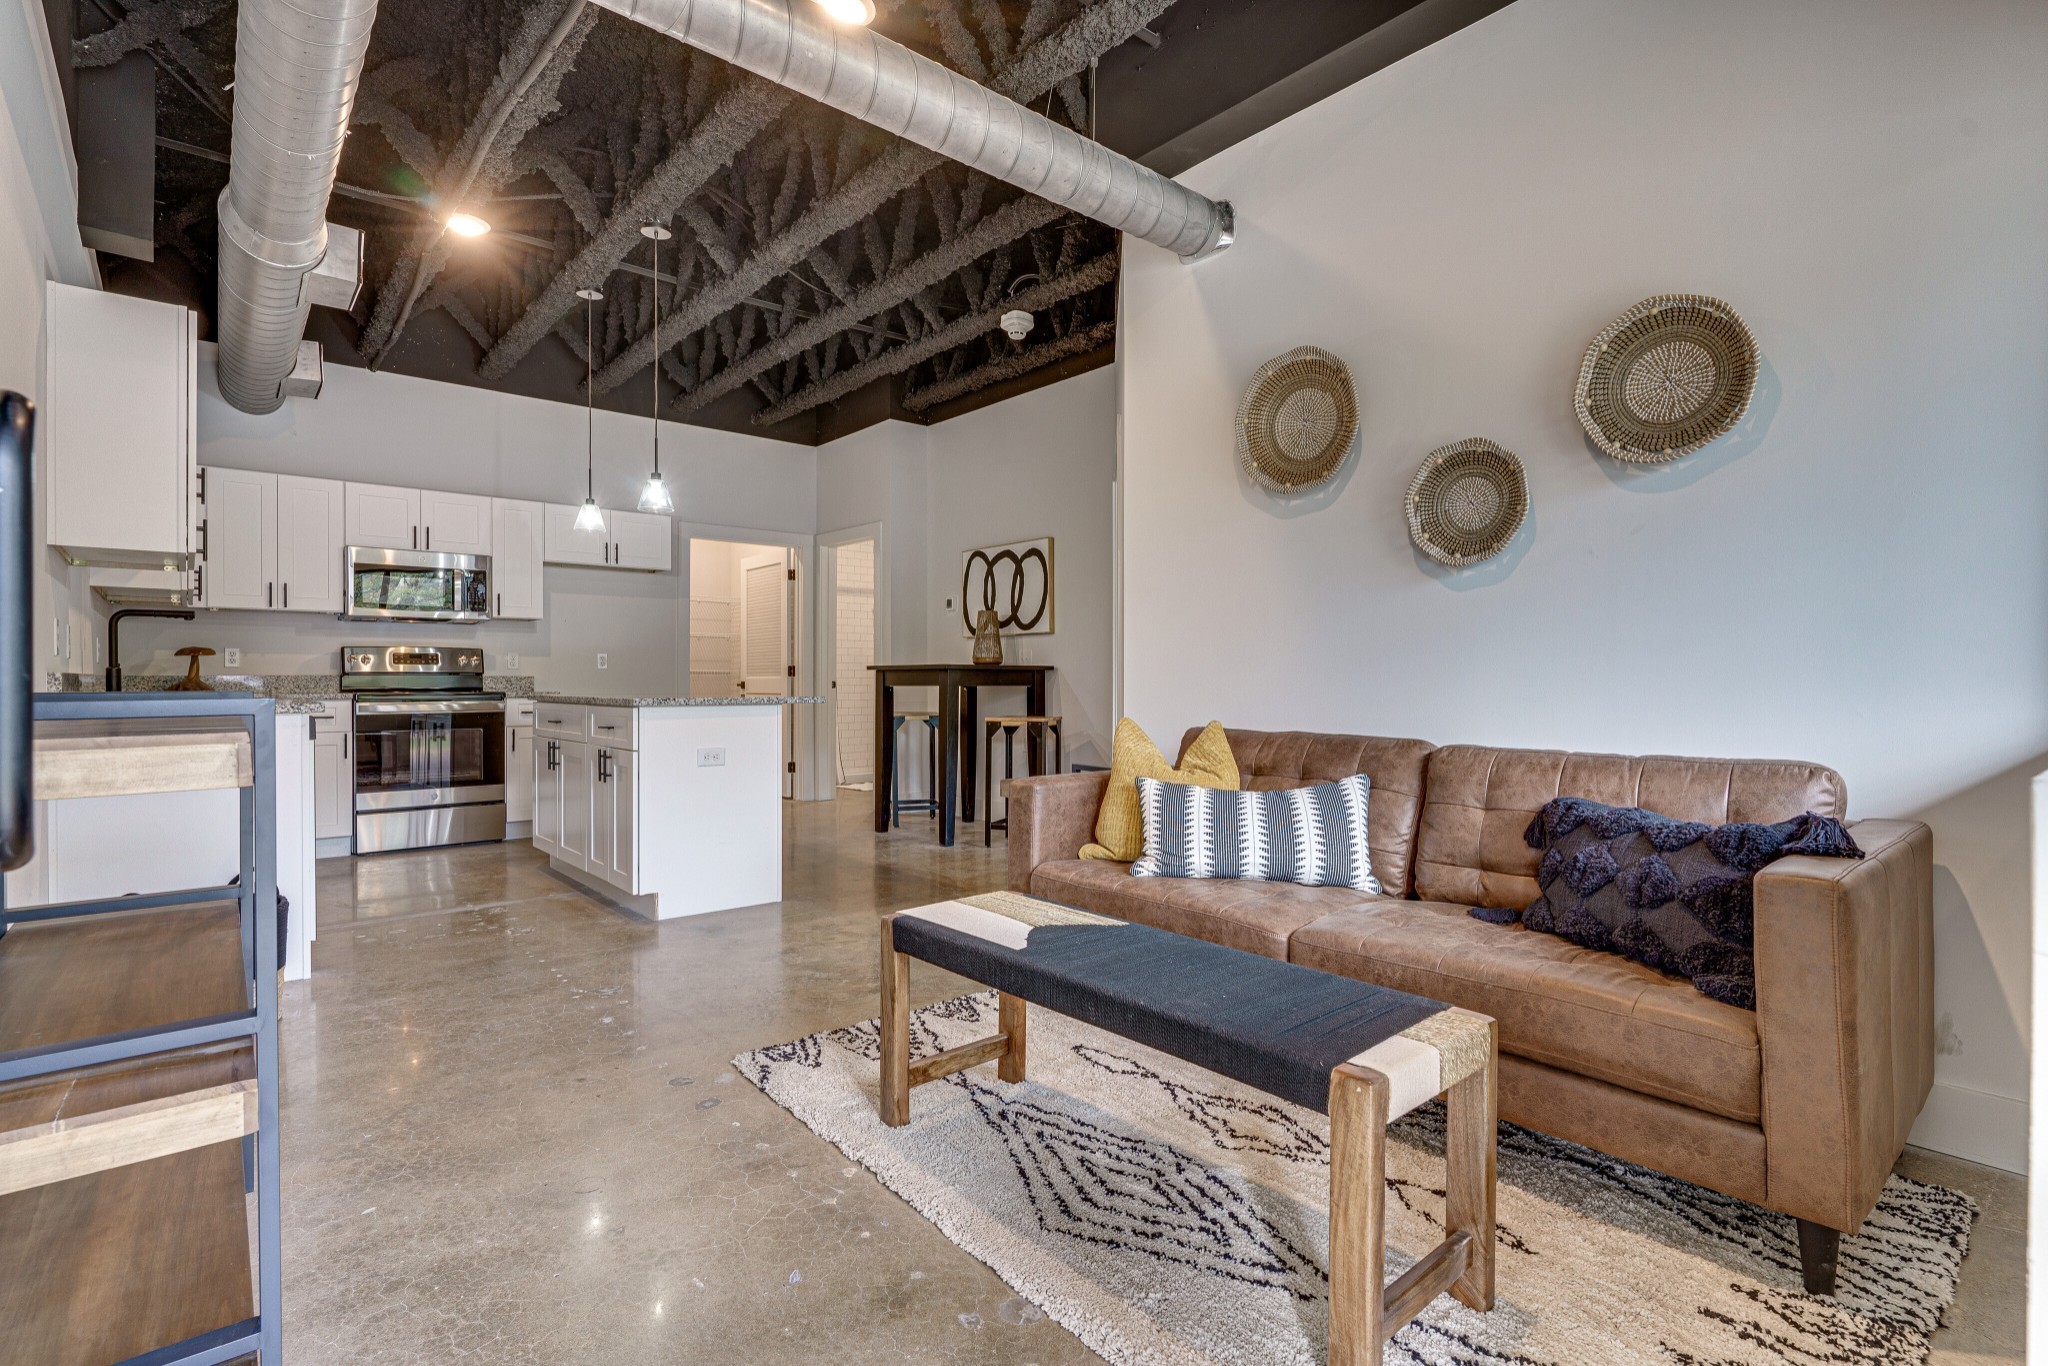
[1003,728,1933,1294]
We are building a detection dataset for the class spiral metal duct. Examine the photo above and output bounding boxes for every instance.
[589,0,1234,261]
[215,0,380,414]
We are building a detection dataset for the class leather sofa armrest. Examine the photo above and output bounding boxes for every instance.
[1753,819,1934,1232]
[1001,771,1110,892]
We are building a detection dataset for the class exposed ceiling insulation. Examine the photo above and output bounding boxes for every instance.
[76,0,1504,443]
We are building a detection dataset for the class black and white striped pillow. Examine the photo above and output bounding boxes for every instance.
[1130,773,1381,894]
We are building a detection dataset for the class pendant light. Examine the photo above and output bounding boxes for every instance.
[637,223,675,514]
[574,286,607,533]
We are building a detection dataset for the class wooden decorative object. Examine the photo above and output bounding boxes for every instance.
[1236,345,1358,492]
[170,647,216,692]
[961,538,1053,637]
[1405,438,1529,567]
[972,609,1004,664]
[1574,294,1758,463]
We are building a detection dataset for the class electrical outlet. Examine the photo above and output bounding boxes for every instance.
[505,653,519,670]
[697,747,726,767]
[597,653,609,670]
[224,648,242,668]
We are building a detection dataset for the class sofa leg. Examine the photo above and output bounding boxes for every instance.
[1796,1219,1840,1295]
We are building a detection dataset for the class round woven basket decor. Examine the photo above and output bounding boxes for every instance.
[1236,346,1358,492]
[1574,294,1758,463]
[1406,437,1529,567]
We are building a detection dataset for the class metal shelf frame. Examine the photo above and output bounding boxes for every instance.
[0,690,282,1366]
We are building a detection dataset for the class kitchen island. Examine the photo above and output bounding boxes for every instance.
[528,695,822,919]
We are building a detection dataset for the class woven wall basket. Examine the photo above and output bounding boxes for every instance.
[1236,346,1358,492]
[1574,294,1758,463]
[1406,437,1528,567]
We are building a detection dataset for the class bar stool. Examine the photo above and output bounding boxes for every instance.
[984,715,1062,846]
[891,712,940,827]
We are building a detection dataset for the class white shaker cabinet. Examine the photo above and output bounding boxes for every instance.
[198,467,275,611]
[543,503,609,566]
[506,700,535,826]
[490,499,545,619]
[45,283,197,568]
[275,474,346,613]
[310,705,352,842]
[592,746,638,890]
[557,738,593,865]
[344,482,422,551]
[422,490,493,556]
[608,510,673,572]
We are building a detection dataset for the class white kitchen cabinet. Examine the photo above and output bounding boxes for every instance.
[423,490,492,556]
[276,474,346,613]
[593,746,638,890]
[490,498,545,619]
[507,723,535,824]
[532,733,562,856]
[46,283,197,568]
[608,510,673,572]
[344,482,421,551]
[543,502,609,566]
[199,467,275,611]
[558,738,593,865]
[311,712,351,841]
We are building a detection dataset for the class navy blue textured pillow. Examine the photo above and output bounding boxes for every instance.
[1470,797,1863,1009]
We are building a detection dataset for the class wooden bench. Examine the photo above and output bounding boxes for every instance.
[879,890,1497,1362]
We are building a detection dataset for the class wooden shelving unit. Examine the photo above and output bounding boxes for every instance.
[0,694,281,1366]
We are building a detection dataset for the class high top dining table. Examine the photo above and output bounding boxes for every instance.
[871,663,1052,846]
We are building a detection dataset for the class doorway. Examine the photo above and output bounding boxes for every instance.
[688,537,796,797]
[827,537,877,789]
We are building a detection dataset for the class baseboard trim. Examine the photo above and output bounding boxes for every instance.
[1907,1081,2027,1174]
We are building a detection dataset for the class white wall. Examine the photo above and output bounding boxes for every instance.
[120,350,820,697]
[926,366,1119,769]
[1118,0,2046,1171]
[1,0,98,682]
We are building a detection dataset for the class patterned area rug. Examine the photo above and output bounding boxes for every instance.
[735,993,1975,1365]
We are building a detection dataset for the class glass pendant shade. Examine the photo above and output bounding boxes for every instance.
[637,470,673,513]
[574,497,606,533]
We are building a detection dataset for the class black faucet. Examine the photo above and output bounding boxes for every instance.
[106,608,196,693]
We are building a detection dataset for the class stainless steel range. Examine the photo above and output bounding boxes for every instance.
[343,645,506,853]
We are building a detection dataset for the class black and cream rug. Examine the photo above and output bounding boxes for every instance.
[735,993,1975,1365]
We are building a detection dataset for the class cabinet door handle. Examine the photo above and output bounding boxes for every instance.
[496,592,502,616]
[511,729,516,753]
[199,518,208,558]
[282,582,288,609]
[426,526,431,550]
[267,582,273,608]
[412,525,418,549]
[344,732,349,758]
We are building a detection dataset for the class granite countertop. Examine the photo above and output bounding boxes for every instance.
[532,694,826,708]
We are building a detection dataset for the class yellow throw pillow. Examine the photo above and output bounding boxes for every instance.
[1081,718,1239,862]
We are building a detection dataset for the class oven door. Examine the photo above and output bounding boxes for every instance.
[352,698,505,813]
[346,547,491,622]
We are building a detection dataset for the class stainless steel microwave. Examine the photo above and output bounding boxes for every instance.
[344,546,491,623]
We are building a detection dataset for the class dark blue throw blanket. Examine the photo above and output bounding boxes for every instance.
[1469,797,1864,1009]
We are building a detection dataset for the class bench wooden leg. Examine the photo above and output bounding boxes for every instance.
[1328,1062,1389,1363]
[1446,1020,1497,1311]
[879,917,910,1127]
[997,992,1027,1083]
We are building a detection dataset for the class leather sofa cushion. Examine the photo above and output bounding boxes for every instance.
[1290,900,1762,1123]
[1415,745,1847,909]
[1029,858,1376,960]
[1180,729,1434,897]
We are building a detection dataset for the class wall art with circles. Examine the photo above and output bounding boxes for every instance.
[960,538,1054,637]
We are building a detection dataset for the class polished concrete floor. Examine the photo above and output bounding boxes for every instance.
[283,794,2026,1363]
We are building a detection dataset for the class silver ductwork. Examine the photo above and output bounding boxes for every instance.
[215,0,380,414]
[590,0,1234,261]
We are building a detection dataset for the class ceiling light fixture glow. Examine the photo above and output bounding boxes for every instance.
[811,0,876,24]
[445,211,492,238]
[638,223,675,514]
[575,286,607,534]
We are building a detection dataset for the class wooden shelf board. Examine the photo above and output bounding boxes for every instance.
[0,903,247,1059]
[33,716,253,800]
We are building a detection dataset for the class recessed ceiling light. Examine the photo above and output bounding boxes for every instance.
[445,211,492,238]
[812,0,876,24]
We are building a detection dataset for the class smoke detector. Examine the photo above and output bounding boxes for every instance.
[1000,309,1033,341]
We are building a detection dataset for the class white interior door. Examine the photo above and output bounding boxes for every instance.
[739,550,792,796]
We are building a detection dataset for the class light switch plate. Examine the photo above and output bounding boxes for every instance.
[597,653,609,670]
[224,648,242,667]
[697,747,726,767]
